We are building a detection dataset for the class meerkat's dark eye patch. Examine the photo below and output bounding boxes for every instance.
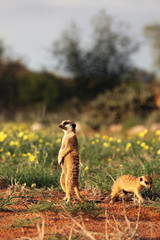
[64,121,69,125]
[145,181,149,185]
[140,177,143,182]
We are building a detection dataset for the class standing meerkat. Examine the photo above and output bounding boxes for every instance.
[58,120,83,202]
[110,175,152,204]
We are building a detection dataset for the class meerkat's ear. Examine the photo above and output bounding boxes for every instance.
[72,123,76,129]
[140,177,143,182]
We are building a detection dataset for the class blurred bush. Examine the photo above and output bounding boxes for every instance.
[84,82,156,130]
[0,60,70,112]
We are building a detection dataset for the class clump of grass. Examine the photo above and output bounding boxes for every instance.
[0,186,21,212]
[29,199,60,213]
[65,200,103,217]
[12,216,41,228]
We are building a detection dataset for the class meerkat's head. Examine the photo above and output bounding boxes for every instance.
[139,175,152,189]
[59,120,76,133]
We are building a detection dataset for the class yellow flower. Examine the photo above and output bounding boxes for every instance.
[150,147,153,151]
[116,148,120,152]
[56,138,61,143]
[0,131,7,142]
[157,149,160,155]
[39,139,43,143]
[6,152,11,156]
[138,132,145,138]
[23,135,28,141]
[141,142,145,147]
[22,183,26,187]
[9,141,19,147]
[0,148,3,152]
[127,143,131,147]
[144,129,148,134]
[155,130,160,136]
[91,141,95,145]
[117,138,121,143]
[27,152,35,162]
[109,137,113,142]
[107,158,112,162]
[18,131,24,138]
[102,135,108,140]
[136,140,140,144]
[31,183,36,188]
[144,145,149,150]
[84,166,88,171]
[119,164,123,167]
[95,139,99,143]
[103,142,110,148]
[22,153,27,157]
[125,143,131,151]
[138,129,148,138]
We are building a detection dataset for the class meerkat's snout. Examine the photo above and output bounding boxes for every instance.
[59,120,76,132]
[59,123,64,129]
[58,120,69,130]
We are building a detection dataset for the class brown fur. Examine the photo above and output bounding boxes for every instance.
[58,120,83,202]
[110,175,152,203]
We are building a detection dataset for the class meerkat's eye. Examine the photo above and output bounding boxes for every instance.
[145,181,149,185]
[64,121,69,125]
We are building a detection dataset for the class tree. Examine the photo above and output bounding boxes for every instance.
[144,24,160,76]
[52,10,138,98]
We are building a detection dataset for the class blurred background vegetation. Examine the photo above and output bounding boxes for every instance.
[0,11,160,131]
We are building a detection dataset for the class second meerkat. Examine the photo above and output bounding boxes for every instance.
[58,120,83,202]
[110,175,152,203]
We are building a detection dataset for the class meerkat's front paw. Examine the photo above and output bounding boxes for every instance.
[109,199,114,204]
[58,157,64,166]
[63,196,68,201]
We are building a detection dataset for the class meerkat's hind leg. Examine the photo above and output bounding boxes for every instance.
[110,187,120,204]
[74,186,83,202]
[135,191,144,203]
[65,177,72,203]
[119,190,128,198]
[60,172,66,193]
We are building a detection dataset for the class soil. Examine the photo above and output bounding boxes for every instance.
[0,187,160,240]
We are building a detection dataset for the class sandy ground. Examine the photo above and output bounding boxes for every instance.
[0,187,160,240]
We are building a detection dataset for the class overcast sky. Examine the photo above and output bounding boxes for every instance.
[0,0,160,74]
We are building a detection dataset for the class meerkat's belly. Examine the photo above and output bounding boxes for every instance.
[120,182,136,192]
[64,153,79,173]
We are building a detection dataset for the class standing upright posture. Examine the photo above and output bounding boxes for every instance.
[58,120,83,202]
[110,175,152,204]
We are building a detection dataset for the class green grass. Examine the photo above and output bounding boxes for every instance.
[0,122,160,200]
[64,200,103,217]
